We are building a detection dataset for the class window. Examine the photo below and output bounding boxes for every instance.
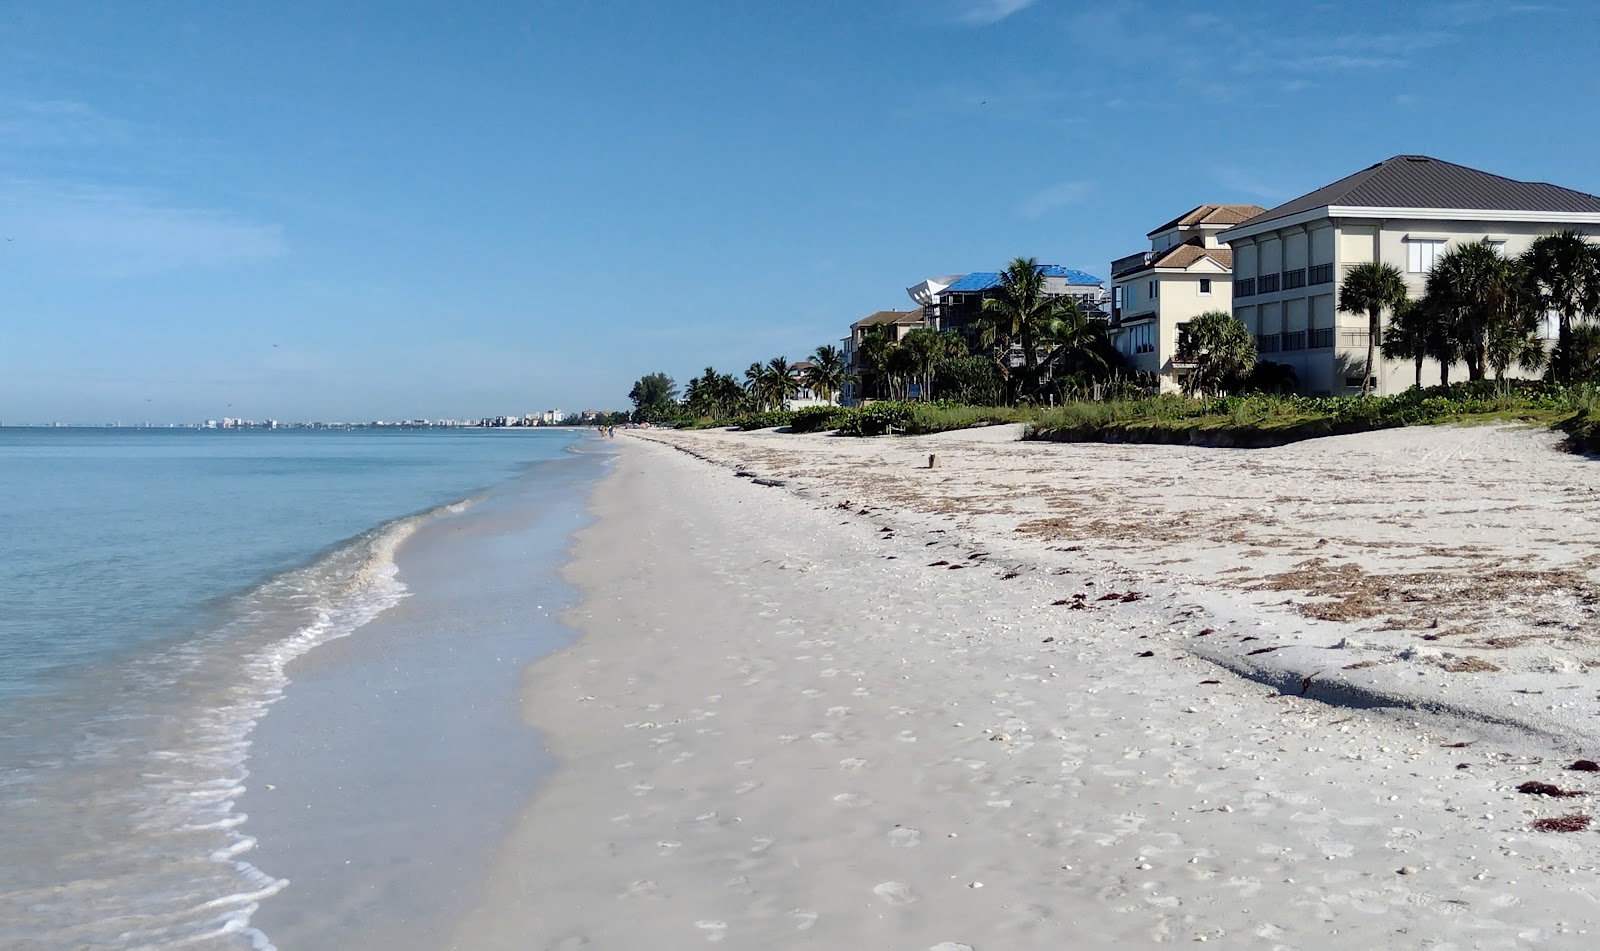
[1309,263,1334,285]
[1259,273,1280,293]
[1282,268,1306,289]
[1148,280,1159,299]
[1198,278,1212,295]
[1255,334,1280,353]
[1406,238,1445,273]
[1309,327,1333,349]
[1235,277,1256,297]
[1126,322,1156,354]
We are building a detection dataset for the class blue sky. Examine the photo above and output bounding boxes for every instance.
[1,0,1595,422]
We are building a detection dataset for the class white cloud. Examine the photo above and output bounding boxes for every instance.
[0,180,286,276]
[1018,181,1094,218]
[957,0,1036,25]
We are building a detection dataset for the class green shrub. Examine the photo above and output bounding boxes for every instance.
[836,402,915,436]
[732,410,796,431]
[788,405,852,433]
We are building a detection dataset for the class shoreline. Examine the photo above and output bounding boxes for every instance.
[241,446,604,950]
[454,429,1600,948]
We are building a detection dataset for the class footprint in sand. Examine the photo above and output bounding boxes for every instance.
[695,920,728,943]
[888,827,922,847]
[734,780,763,795]
[874,881,919,905]
[833,793,874,807]
[791,910,818,931]
[826,705,851,718]
[839,757,868,770]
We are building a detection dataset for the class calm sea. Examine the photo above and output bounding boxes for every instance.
[0,427,588,949]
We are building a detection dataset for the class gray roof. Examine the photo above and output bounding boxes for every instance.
[1239,155,1600,229]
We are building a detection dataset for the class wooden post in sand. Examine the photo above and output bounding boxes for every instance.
[928,454,940,469]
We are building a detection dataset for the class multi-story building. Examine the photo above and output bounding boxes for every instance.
[921,266,1105,341]
[1220,155,1600,395]
[841,309,929,404]
[1109,204,1264,391]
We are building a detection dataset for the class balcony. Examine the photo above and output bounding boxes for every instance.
[1112,250,1155,277]
[1281,330,1307,351]
[1235,277,1256,297]
[1255,333,1280,353]
[1309,263,1334,285]
[1282,268,1307,290]
[1259,273,1280,293]
[1310,327,1333,349]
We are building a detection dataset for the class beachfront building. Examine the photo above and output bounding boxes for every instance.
[784,360,834,410]
[1108,204,1265,392]
[1220,155,1600,395]
[841,308,929,404]
[920,266,1106,342]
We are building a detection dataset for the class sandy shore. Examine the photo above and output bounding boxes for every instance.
[458,426,1600,949]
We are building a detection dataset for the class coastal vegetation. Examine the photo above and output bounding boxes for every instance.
[623,237,1600,450]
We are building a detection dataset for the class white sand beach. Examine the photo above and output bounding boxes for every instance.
[458,425,1600,949]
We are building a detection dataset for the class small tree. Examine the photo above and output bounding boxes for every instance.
[628,372,679,421]
[1379,298,1431,390]
[1175,310,1256,397]
[1338,261,1408,396]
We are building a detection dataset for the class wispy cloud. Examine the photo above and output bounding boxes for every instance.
[0,180,287,276]
[955,0,1036,25]
[1018,181,1094,218]
[0,98,133,149]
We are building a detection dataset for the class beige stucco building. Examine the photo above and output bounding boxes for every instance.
[1109,204,1264,392]
[1220,155,1600,395]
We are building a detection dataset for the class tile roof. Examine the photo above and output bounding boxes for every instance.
[1238,155,1600,230]
[1153,240,1232,269]
[850,309,924,328]
[1146,203,1266,236]
[941,265,1103,292]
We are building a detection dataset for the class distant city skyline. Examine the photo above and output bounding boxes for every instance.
[3,1,1597,420]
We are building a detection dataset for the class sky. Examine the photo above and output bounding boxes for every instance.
[1,0,1596,423]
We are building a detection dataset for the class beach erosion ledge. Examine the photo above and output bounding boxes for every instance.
[458,424,1600,949]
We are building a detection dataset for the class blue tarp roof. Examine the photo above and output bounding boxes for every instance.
[942,265,1102,292]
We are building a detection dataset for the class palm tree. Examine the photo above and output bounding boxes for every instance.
[1523,230,1600,384]
[758,356,800,410]
[1338,261,1408,396]
[1486,261,1548,384]
[976,256,1085,404]
[1035,299,1114,396]
[1427,240,1529,382]
[1175,310,1256,397]
[855,325,896,400]
[898,328,960,401]
[743,361,767,409]
[1379,298,1431,390]
[1561,324,1600,382]
[803,344,850,404]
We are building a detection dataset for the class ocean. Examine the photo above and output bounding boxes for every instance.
[0,426,601,949]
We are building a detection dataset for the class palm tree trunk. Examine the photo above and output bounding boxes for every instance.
[1363,307,1378,396]
[1414,355,1423,390]
[1440,360,1450,387]
[1558,313,1574,385]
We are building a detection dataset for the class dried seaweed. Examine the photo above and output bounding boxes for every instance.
[1532,813,1591,832]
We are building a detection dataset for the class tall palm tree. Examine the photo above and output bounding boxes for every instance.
[976,256,1084,404]
[743,361,767,409]
[898,328,951,401]
[855,325,896,400]
[758,356,800,410]
[1175,310,1256,397]
[1338,261,1408,396]
[803,344,849,404]
[1523,230,1600,384]
[1035,298,1114,394]
[1379,298,1431,390]
[1427,240,1528,382]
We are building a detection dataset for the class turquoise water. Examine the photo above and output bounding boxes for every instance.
[0,427,589,948]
